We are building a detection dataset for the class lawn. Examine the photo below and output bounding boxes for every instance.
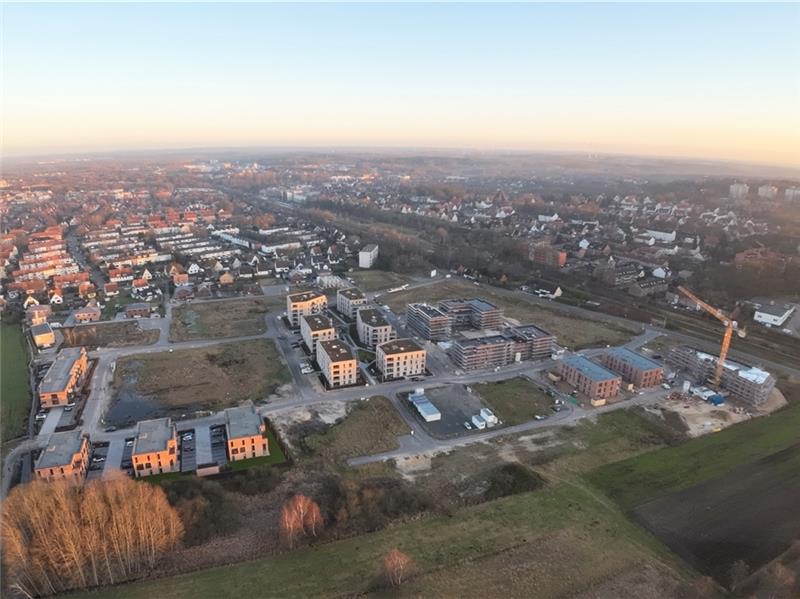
[347,270,415,292]
[101,294,138,319]
[228,428,287,470]
[586,401,800,510]
[384,279,634,349]
[356,349,375,363]
[1,323,30,442]
[71,481,689,599]
[474,377,553,425]
[113,339,291,414]
[304,396,408,463]
[170,298,271,341]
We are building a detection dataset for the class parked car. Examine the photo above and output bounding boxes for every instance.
[92,456,105,463]
[463,421,472,430]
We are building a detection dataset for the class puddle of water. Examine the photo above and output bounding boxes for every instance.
[105,360,164,426]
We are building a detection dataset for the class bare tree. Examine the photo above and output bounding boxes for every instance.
[1,475,183,597]
[383,548,413,587]
[280,494,324,547]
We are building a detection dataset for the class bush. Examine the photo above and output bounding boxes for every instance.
[216,464,284,496]
[162,477,236,545]
[484,463,546,500]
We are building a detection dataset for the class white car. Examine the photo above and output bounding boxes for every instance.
[463,421,472,430]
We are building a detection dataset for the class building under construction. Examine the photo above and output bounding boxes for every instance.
[666,346,775,405]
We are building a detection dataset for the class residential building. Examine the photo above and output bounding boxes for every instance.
[376,338,426,381]
[450,324,555,371]
[786,187,800,202]
[125,303,152,318]
[31,322,56,349]
[300,314,336,355]
[559,355,621,405]
[34,430,90,483]
[286,290,327,327]
[729,183,750,199]
[507,324,556,360]
[531,244,567,268]
[336,287,367,319]
[439,298,503,330]
[600,347,663,388]
[224,403,268,462]
[26,304,52,325]
[628,278,668,298]
[73,303,102,323]
[38,347,89,408]
[359,244,379,268]
[406,303,452,341]
[132,418,179,477]
[757,185,778,199]
[666,346,775,405]
[356,308,396,348]
[753,304,795,328]
[317,339,358,388]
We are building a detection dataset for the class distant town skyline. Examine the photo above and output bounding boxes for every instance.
[3,3,799,166]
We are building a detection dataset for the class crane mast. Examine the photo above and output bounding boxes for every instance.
[677,286,737,388]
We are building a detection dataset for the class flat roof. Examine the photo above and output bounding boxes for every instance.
[225,403,263,439]
[408,303,449,319]
[511,324,554,340]
[338,287,365,300]
[302,313,333,331]
[318,339,355,361]
[607,347,662,371]
[466,298,499,312]
[288,290,325,303]
[455,334,511,349]
[36,430,86,470]
[30,322,53,337]
[133,418,175,455]
[564,355,620,382]
[378,338,424,355]
[694,349,772,385]
[357,308,390,327]
[39,348,85,394]
[126,302,151,311]
[361,244,378,252]
[755,304,794,318]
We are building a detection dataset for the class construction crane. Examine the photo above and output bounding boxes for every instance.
[677,286,746,387]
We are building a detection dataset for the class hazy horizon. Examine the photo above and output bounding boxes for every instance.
[3,3,799,167]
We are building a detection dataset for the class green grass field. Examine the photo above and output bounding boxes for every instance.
[587,401,800,510]
[228,428,287,470]
[474,377,553,424]
[1,323,31,442]
[71,480,687,599]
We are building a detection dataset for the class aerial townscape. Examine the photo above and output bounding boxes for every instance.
[1,3,799,599]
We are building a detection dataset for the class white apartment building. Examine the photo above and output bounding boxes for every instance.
[356,308,396,349]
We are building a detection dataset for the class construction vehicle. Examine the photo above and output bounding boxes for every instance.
[677,286,747,388]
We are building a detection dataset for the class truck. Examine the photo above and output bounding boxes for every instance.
[479,408,498,426]
[471,415,487,430]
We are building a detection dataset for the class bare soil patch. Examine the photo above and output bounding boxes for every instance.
[61,321,159,348]
[170,298,272,341]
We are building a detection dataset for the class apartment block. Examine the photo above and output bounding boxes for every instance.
[38,347,89,409]
[359,244,379,268]
[376,338,426,381]
[507,324,556,360]
[600,347,663,388]
[317,339,358,388]
[286,290,327,327]
[356,308,396,348]
[336,287,367,319]
[666,346,775,405]
[300,314,336,355]
[451,334,514,371]
[132,418,179,477]
[406,303,452,341]
[225,403,268,462]
[559,355,621,405]
[439,298,503,330]
[531,244,567,268]
[35,430,90,483]
[31,322,56,349]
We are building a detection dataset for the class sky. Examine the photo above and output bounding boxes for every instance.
[3,3,799,166]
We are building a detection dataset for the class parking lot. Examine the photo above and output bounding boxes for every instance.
[179,429,196,472]
[86,441,109,480]
[209,424,228,466]
[408,384,495,439]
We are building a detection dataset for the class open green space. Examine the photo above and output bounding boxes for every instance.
[170,298,272,341]
[474,377,553,425]
[587,401,800,510]
[1,323,31,442]
[228,428,287,470]
[347,270,415,292]
[72,480,687,599]
[385,279,634,349]
[101,294,138,319]
[112,340,290,419]
[304,396,407,463]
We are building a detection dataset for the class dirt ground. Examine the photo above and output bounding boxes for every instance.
[61,322,159,348]
[633,443,800,587]
[385,279,635,349]
[113,339,291,413]
[170,298,272,341]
